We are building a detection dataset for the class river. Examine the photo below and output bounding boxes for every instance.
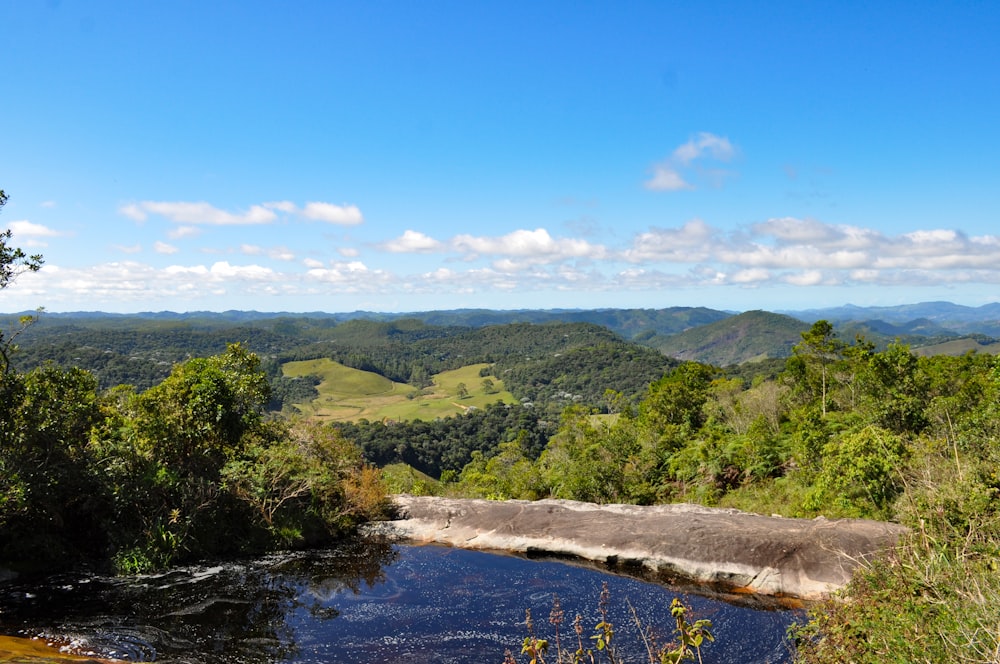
[0,538,803,663]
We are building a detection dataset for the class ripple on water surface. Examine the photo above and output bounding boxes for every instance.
[0,541,803,664]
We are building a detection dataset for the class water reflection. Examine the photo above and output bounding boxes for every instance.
[1,540,801,664]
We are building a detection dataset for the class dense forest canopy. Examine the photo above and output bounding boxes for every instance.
[8,316,676,414]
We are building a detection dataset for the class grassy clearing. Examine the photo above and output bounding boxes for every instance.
[281,359,517,422]
[380,463,444,495]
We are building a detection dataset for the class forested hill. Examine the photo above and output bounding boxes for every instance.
[7,315,677,412]
[400,306,732,340]
[8,302,1000,393]
[8,306,734,343]
[646,310,808,366]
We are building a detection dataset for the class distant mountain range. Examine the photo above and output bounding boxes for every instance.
[6,300,1000,367]
[784,301,1000,336]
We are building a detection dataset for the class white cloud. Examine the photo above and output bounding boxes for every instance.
[618,217,1000,293]
[114,244,143,254]
[451,228,606,263]
[306,260,393,291]
[731,268,771,284]
[18,201,1000,311]
[7,220,61,247]
[119,201,277,225]
[381,230,444,253]
[849,269,880,282]
[168,225,202,240]
[0,260,258,307]
[715,245,870,270]
[905,229,959,244]
[784,270,826,286]
[672,132,737,165]
[119,203,147,222]
[40,201,57,208]
[644,166,692,192]
[238,243,295,261]
[302,202,364,225]
[9,220,60,238]
[752,217,881,250]
[263,200,297,213]
[623,219,716,262]
[119,199,365,228]
[753,217,837,244]
[154,241,178,255]
[207,261,274,280]
[645,132,737,192]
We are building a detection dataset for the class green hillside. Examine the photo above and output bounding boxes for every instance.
[282,359,516,421]
[648,310,808,366]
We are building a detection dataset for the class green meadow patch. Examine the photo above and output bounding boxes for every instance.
[281,359,516,422]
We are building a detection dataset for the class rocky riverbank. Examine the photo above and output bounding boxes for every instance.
[370,495,908,601]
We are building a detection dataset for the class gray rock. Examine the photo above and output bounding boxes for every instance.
[371,495,907,601]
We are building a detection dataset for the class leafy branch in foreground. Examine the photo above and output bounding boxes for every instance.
[0,189,45,375]
[0,190,44,291]
[504,582,714,664]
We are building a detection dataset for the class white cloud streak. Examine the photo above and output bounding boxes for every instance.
[119,200,364,226]
[168,225,202,240]
[672,132,737,165]
[451,228,607,263]
[301,202,364,225]
[381,230,444,253]
[8,220,61,247]
[154,241,178,254]
[645,132,738,192]
[125,201,277,225]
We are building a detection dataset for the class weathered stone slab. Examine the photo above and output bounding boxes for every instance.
[372,495,907,601]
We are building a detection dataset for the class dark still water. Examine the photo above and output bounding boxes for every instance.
[0,539,802,663]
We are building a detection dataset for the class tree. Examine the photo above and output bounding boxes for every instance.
[639,362,714,435]
[0,189,45,374]
[134,342,271,478]
[861,343,929,434]
[790,320,846,417]
[0,364,107,564]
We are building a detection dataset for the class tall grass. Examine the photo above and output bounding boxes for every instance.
[793,448,1000,663]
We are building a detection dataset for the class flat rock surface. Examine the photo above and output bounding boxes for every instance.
[373,495,908,601]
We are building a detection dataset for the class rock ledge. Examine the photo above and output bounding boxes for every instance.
[371,495,907,601]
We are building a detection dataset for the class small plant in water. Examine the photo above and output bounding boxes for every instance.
[505,582,714,664]
[659,597,715,664]
[521,608,550,664]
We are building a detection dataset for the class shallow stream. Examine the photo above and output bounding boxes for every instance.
[0,539,803,663]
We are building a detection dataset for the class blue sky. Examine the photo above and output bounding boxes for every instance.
[2,1,999,314]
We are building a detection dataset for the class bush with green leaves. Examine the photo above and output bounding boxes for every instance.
[1,342,390,573]
[804,425,908,519]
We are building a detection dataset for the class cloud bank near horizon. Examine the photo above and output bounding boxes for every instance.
[6,203,1000,311]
